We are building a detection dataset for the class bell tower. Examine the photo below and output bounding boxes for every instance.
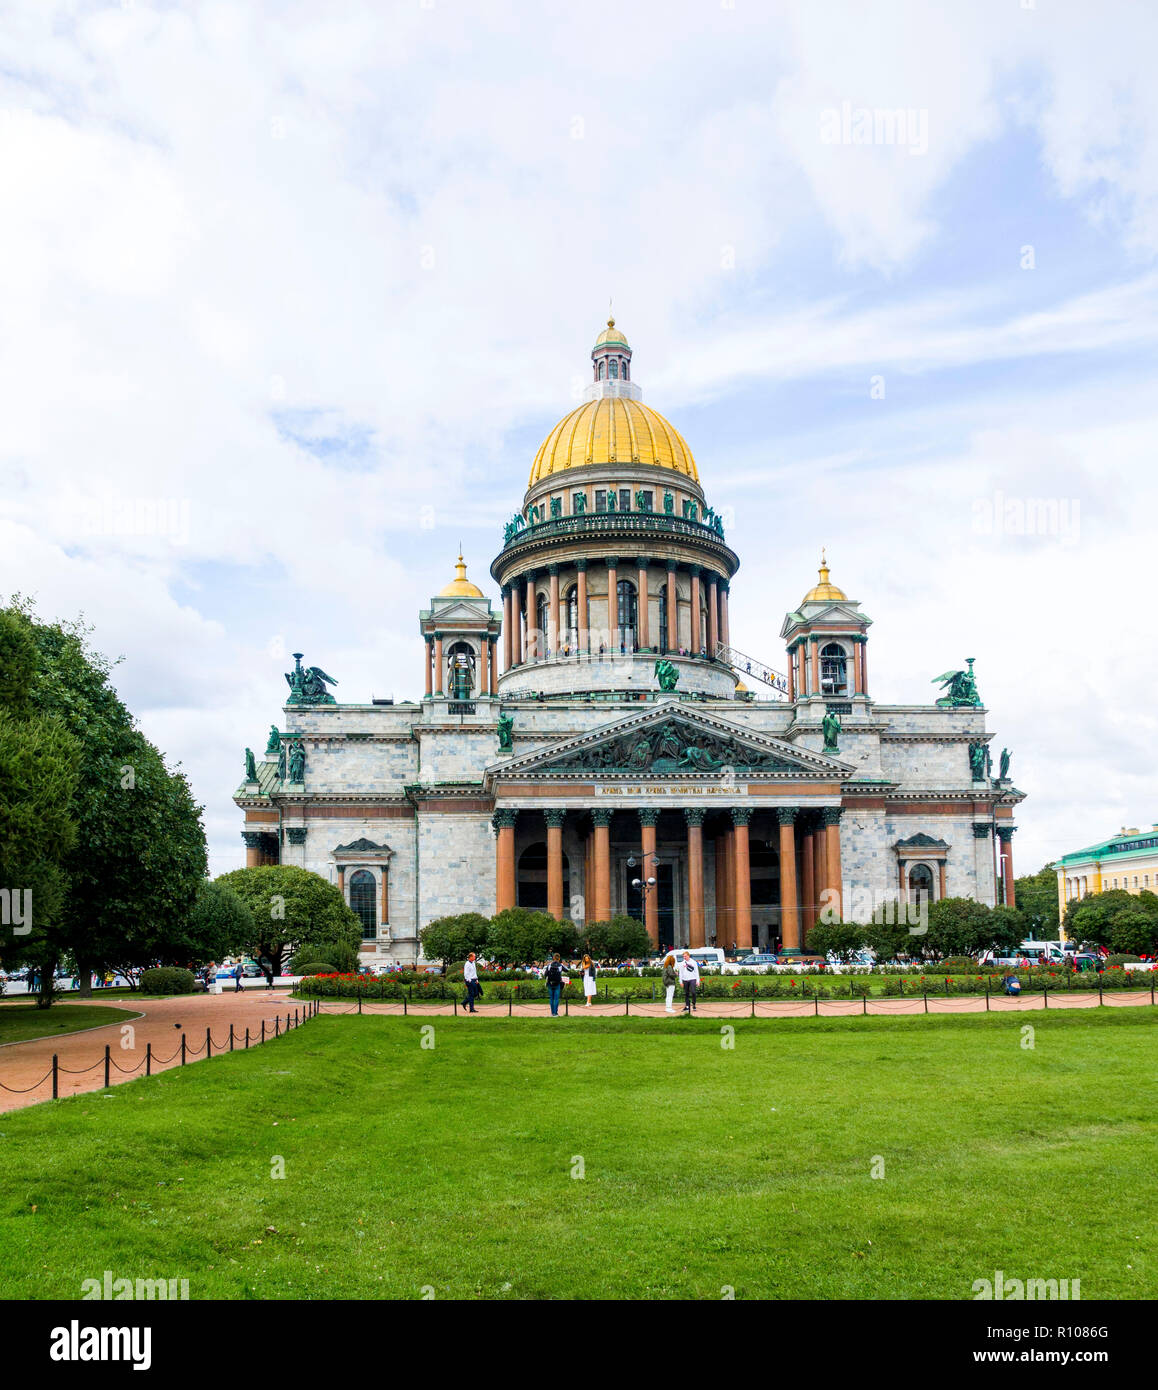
[419,553,500,703]
[780,552,872,705]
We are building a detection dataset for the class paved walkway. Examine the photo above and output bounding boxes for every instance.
[313,991,1153,1020]
[0,990,304,1113]
[1,989,1150,1113]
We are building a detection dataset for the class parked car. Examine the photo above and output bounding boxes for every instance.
[725,953,779,972]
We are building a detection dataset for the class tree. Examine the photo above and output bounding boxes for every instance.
[179,880,255,966]
[804,920,866,961]
[486,908,576,964]
[1064,889,1138,949]
[214,865,362,974]
[925,897,1023,959]
[1108,910,1158,957]
[420,912,491,967]
[862,917,913,963]
[1015,863,1061,939]
[0,611,81,1006]
[1,602,209,1003]
[584,915,649,961]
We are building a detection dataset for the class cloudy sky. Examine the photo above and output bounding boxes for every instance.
[2,0,1155,878]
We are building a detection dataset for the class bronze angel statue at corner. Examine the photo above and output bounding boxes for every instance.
[285,652,339,705]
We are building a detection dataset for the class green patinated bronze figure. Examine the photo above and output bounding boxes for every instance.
[654,658,680,692]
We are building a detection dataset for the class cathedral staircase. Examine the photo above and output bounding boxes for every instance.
[715,643,790,699]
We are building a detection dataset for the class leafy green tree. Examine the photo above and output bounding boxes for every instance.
[805,920,866,961]
[181,879,255,965]
[1108,910,1158,957]
[583,915,649,961]
[2,602,208,1003]
[1064,889,1138,948]
[981,905,1026,954]
[215,865,362,974]
[487,907,577,964]
[861,917,914,963]
[420,912,492,967]
[1015,863,1061,939]
[926,897,1023,958]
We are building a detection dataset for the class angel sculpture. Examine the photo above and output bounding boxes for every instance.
[285,653,339,705]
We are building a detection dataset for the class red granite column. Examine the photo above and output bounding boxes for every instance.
[592,810,612,922]
[495,812,517,912]
[707,574,719,657]
[720,582,731,650]
[577,561,589,655]
[824,808,843,920]
[690,566,702,655]
[810,638,820,698]
[778,810,800,951]
[732,808,752,951]
[524,573,536,661]
[998,828,1016,907]
[424,637,433,698]
[548,565,560,659]
[801,819,815,935]
[546,810,565,921]
[502,587,512,672]
[637,558,650,649]
[640,809,659,948]
[787,643,796,701]
[489,638,498,696]
[666,562,678,654]
[686,809,706,948]
[433,634,444,695]
[605,558,618,652]
[714,827,730,947]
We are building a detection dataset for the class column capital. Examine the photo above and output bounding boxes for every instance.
[731,807,753,827]
[996,825,1016,843]
[638,808,661,827]
[522,569,537,583]
[972,822,992,839]
[285,827,308,845]
[667,558,678,572]
[241,830,264,849]
[548,562,560,575]
[777,807,797,826]
[544,808,566,828]
[684,807,706,827]
[605,555,620,569]
[635,555,651,569]
[492,809,518,830]
[575,557,588,571]
[688,563,701,577]
[591,808,614,828]
[822,807,843,826]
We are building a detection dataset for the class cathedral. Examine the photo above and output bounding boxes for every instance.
[235,320,1025,965]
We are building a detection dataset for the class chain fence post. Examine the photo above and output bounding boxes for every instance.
[229,1024,235,1052]
[206,1027,212,1057]
[181,1034,187,1065]
[52,1053,59,1099]
[104,1044,110,1088]
[146,1042,152,1077]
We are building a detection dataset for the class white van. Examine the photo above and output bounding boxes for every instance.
[661,947,725,973]
[982,941,1066,967]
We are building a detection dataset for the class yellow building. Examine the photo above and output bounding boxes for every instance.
[1057,824,1158,922]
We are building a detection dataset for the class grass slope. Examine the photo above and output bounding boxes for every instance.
[0,1011,1154,1300]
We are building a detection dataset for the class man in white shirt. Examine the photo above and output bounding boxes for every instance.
[463,953,480,1013]
[678,951,700,1014]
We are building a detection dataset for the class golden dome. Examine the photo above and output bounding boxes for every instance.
[438,553,484,598]
[594,315,629,349]
[803,550,847,603]
[529,396,699,486]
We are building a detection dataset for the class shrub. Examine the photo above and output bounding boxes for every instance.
[1105,954,1141,969]
[293,962,337,977]
[141,966,197,995]
[289,941,359,974]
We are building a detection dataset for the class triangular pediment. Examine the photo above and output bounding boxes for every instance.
[780,601,870,638]
[428,598,493,624]
[487,704,852,782]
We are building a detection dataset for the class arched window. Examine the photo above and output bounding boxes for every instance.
[609,359,619,379]
[566,584,579,653]
[909,863,934,906]
[534,593,548,660]
[820,642,848,695]
[349,869,377,940]
[622,358,629,381]
[616,579,637,651]
[658,584,668,652]
[597,361,604,380]
[517,841,570,910]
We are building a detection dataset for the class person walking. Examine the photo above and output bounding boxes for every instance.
[463,952,480,1013]
[581,954,597,1008]
[678,950,700,1014]
[662,952,679,1013]
[545,953,565,1016]
[234,961,244,993]
[259,955,274,989]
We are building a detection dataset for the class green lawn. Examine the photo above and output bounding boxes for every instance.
[0,1003,137,1045]
[0,1010,1154,1300]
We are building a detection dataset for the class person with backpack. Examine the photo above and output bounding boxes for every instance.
[678,950,700,1014]
[581,954,597,1008]
[662,952,679,1013]
[545,954,566,1016]
[234,961,245,993]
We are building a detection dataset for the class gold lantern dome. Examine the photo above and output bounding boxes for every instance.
[803,550,847,603]
[438,553,485,598]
